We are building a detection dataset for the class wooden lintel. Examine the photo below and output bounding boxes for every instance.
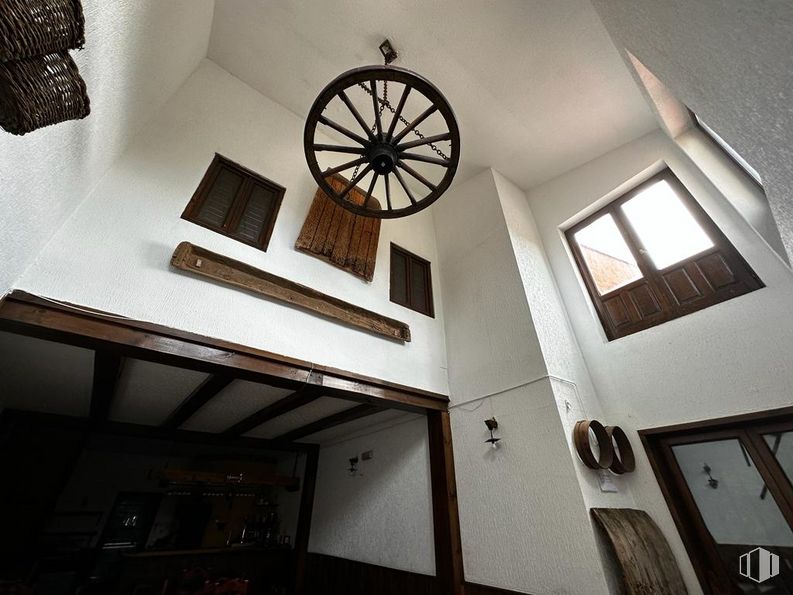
[0,291,448,413]
[171,241,411,343]
[275,404,380,442]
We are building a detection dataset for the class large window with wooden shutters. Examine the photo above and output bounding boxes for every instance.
[390,244,434,317]
[566,168,763,340]
[182,154,285,251]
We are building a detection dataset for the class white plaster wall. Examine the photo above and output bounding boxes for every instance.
[16,60,449,394]
[590,0,793,264]
[435,170,610,594]
[0,0,215,295]
[309,416,435,575]
[527,129,793,594]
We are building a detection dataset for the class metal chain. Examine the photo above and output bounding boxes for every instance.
[351,79,389,181]
[357,81,449,160]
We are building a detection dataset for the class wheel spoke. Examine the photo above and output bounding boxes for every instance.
[391,105,438,144]
[384,174,393,211]
[314,144,366,155]
[397,132,451,151]
[339,164,374,200]
[318,115,369,146]
[399,152,450,167]
[393,168,417,205]
[370,80,383,139]
[363,172,379,209]
[398,161,437,191]
[325,157,368,176]
[338,90,376,142]
[385,85,411,142]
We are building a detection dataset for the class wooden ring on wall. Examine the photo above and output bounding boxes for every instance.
[606,425,635,474]
[573,420,613,469]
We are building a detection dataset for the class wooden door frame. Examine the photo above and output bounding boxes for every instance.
[640,406,793,594]
[0,291,465,595]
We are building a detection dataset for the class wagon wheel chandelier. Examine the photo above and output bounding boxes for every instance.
[304,41,460,218]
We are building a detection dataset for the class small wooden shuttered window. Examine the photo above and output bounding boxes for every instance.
[182,154,285,251]
[566,168,763,340]
[295,174,381,282]
[390,243,434,317]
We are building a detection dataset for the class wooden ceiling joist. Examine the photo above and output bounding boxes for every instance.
[0,291,448,414]
[275,404,381,442]
[89,350,124,422]
[161,374,234,430]
[223,386,322,437]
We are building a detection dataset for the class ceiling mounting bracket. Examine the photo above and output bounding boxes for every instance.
[379,39,398,64]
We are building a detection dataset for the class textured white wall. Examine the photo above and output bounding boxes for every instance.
[309,416,435,575]
[527,129,793,594]
[16,60,449,393]
[0,0,215,295]
[591,0,793,264]
[435,170,610,594]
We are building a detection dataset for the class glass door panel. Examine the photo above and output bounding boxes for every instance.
[672,439,793,593]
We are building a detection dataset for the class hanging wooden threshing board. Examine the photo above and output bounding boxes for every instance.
[171,242,410,342]
[591,508,688,594]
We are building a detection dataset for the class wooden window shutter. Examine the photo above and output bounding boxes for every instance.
[295,174,381,282]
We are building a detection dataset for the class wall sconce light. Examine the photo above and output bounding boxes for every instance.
[703,463,719,489]
[348,456,359,476]
[484,418,501,449]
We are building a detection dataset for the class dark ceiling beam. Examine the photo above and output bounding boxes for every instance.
[223,386,321,437]
[275,404,381,443]
[90,350,124,422]
[161,374,234,430]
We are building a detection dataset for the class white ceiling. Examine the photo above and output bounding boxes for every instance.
[207,0,657,190]
[0,332,383,444]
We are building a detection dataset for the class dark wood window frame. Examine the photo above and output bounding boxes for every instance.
[390,243,435,318]
[182,153,286,251]
[566,168,763,341]
[640,407,793,594]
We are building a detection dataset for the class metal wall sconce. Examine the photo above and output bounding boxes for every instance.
[485,417,501,449]
[703,463,719,489]
[348,456,359,476]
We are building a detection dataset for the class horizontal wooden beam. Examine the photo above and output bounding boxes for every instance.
[161,374,234,430]
[171,242,410,342]
[224,385,321,436]
[276,404,381,442]
[0,291,448,413]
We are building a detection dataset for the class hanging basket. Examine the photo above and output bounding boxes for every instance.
[0,51,90,135]
[0,0,85,61]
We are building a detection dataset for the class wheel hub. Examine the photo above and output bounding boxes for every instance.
[368,143,398,175]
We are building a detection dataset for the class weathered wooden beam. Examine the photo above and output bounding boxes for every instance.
[223,385,321,436]
[90,351,124,421]
[276,404,381,442]
[170,242,410,342]
[161,374,233,430]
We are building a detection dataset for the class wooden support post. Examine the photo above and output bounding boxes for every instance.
[90,350,124,422]
[428,410,465,595]
[294,446,320,595]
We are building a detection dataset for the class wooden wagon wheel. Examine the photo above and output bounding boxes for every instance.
[304,65,460,218]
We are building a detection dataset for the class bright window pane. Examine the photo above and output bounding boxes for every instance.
[574,214,642,295]
[621,180,714,270]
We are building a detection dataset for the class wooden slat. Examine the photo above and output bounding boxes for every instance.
[0,290,447,412]
[427,410,465,595]
[171,241,410,342]
[275,404,380,442]
[591,508,688,594]
[223,386,321,436]
[153,467,299,489]
[90,350,124,421]
[161,374,233,430]
[296,174,381,282]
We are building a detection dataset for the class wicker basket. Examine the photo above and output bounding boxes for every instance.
[0,51,90,135]
[0,0,85,61]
